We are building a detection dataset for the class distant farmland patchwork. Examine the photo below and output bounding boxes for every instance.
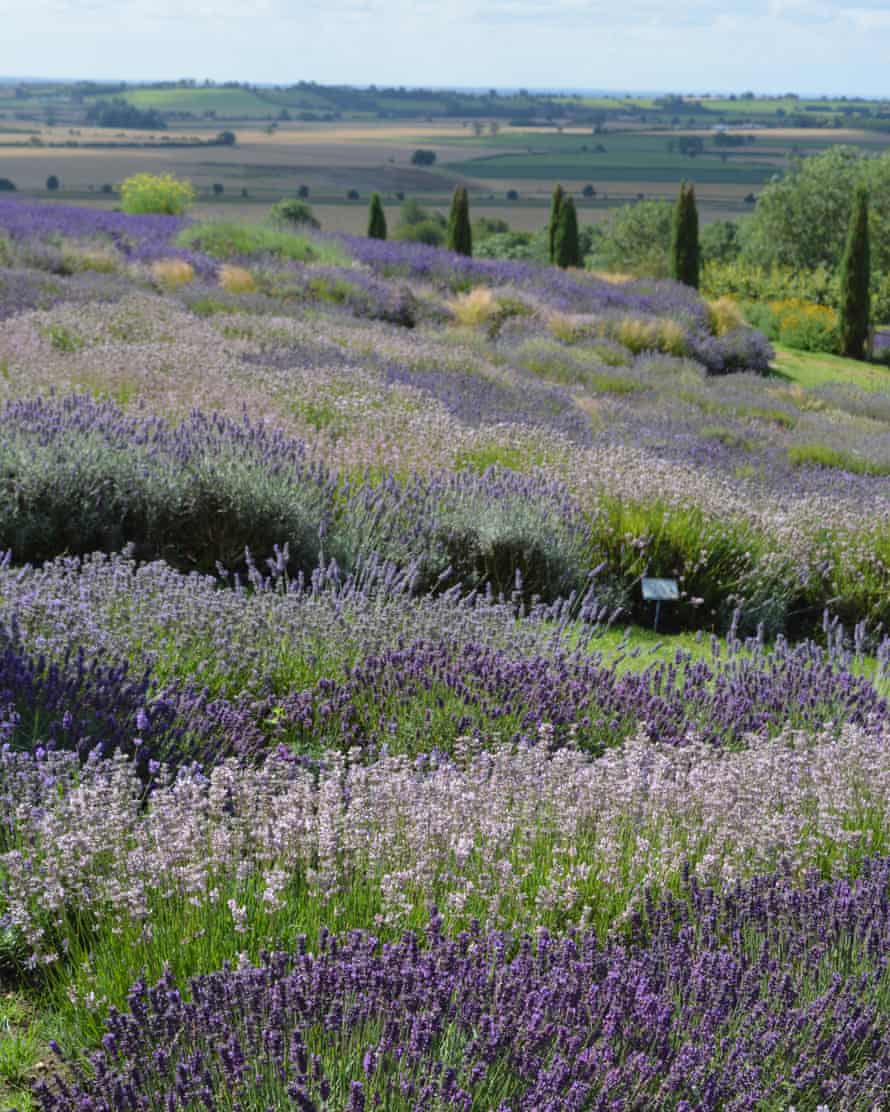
[3,79,890,228]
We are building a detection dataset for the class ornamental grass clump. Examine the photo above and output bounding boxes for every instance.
[219,263,257,293]
[150,257,195,290]
[707,295,745,336]
[448,287,499,326]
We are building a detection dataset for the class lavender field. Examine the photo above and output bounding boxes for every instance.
[1,198,890,1111]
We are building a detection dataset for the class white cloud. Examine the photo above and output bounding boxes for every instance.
[2,0,890,94]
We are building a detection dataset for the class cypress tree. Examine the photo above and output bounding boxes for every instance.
[553,195,580,269]
[671,182,700,288]
[447,187,472,256]
[548,184,565,264]
[367,192,387,240]
[838,185,871,360]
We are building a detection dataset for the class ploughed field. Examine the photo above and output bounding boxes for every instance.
[1,199,890,1110]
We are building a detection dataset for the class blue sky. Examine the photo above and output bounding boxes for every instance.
[3,0,889,97]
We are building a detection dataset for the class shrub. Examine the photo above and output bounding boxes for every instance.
[393,219,445,246]
[410,149,436,166]
[746,298,840,353]
[46,175,60,192]
[700,219,741,263]
[703,260,837,306]
[475,230,543,262]
[590,199,672,277]
[61,244,119,274]
[0,178,17,192]
[177,222,344,264]
[150,258,195,290]
[0,397,334,575]
[689,327,774,375]
[268,198,320,230]
[473,217,509,241]
[119,173,196,216]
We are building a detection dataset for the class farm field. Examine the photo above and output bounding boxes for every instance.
[3,115,890,230]
[1,194,890,1110]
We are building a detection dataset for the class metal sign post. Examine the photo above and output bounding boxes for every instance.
[641,577,679,632]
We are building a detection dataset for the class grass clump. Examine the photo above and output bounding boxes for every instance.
[589,496,792,635]
[707,295,745,336]
[150,258,195,290]
[219,264,257,294]
[788,442,890,476]
[613,315,687,356]
[41,324,84,353]
[60,243,119,274]
[449,287,498,326]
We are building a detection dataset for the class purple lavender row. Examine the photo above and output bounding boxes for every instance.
[35,861,890,1111]
[0,631,267,770]
[0,197,216,278]
[6,720,890,961]
[341,233,712,323]
[0,393,589,598]
[278,636,887,755]
[3,611,885,774]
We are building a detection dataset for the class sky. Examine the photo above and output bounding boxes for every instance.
[2,0,890,98]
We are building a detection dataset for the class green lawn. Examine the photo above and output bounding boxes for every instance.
[771,344,890,391]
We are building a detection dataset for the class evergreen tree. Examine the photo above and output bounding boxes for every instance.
[548,184,565,264]
[553,195,581,269]
[447,187,472,256]
[838,185,871,360]
[367,192,387,240]
[671,182,700,288]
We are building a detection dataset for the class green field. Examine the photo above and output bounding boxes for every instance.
[440,128,890,186]
[2,80,890,232]
[90,86,282,117]
[771,344,890,391]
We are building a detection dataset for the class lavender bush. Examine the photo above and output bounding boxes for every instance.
[4,720,890,976]
[35,861,890,1111]
[2,199,890,1108]
[0,198,216,279]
